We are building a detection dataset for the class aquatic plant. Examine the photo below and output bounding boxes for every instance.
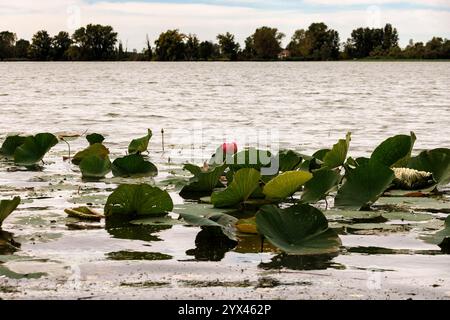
[86,133,105,145]
[14,133,59,167]
[112,154,158,177]
[0,135,29,157]
[72,143,109,165]
[0,197,21,227]
[180,164,226,195]
[79,154,112,179]
[104,184,173,218]
[128,129,152,154]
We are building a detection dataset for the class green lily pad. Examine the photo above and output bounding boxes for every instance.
[0,135,29,157]
[322,132,351,169]
[180,164,225,194]
[179,212,238,241]
[79,154,111,179]
[227,148,273,172]
[263,171,312,200]
[211,168,261,208]
[335,160,394,210]
[86,133,105,145]
[371,132,416,168]
[0,197,21,227]
[375,196,450,212]
[256,204,342,255]
[104,184,173,218]
[72,143,109,165]
[301,169,341,203]
[128,129,152,154]
[324,210,383,223]
[312,149,331,161]
[420,215,450,250]
[408,148,450,186]
[276,149,303,172]
[14,133,58,166]
[112,154,158,177]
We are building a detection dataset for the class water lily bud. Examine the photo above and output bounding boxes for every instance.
[222,142,238,155]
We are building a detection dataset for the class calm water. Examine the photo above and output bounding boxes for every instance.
[1,62,450,299]
[1,62,449,157]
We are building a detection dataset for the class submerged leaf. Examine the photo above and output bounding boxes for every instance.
[301,169,341,203]
[263,171,312,200]
[0,197,21,227]
[408,148,450,186]
[335,160,394,210]
[371,132,416,168]
[256,204,341,255]
[128,129,152,154]
[14,133,58,166]
[112,154,158,177]
[104,184,173,218]
[211,168,261,208]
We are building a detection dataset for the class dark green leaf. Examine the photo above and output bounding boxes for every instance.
[112,154,158,177]
[86,133,105,145]
[72,143,109,165]
[0,135,29,157]
[128,129,152,154]
[79,154,111,179]
[408,148,450,185]
[371,132,416,168]
[14,133,58,166]
[301,169,341,203]
[0,197,21,227]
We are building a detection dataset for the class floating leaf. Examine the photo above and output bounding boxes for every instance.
[301,169,341,203]
[86,133,105,145]
[322,132,351,169]
[236,217,258,234]
[180,164,225,194]
[79,155,111,179]
[14,133,58,166]
[72,143,109,165]
[104,184,173,218]
[0,135,28,157]
[128,129,152,154]
[180,212,238,241]
[0,197,21,227]
[211,168,261,208]
[64,206,104,221]
[312,149,331,161]
[371,132,416,168]
[408,148,450,186]
[227,148,274,175]
[112,154,158,177]
[256,204,341,255]
[421,215,450,252]
[263,171,312,200]
[335,160,394,210]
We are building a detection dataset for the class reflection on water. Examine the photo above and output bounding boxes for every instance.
[186,227,237,261]
[259,253,344,271]
[106,251,172,261]
[105,219,172,242]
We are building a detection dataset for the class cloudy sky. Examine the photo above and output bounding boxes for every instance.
[1,0,449,50]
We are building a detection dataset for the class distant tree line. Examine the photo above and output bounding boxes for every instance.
[1,23,449,61]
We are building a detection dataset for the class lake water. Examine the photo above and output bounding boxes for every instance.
[0,62,449,299]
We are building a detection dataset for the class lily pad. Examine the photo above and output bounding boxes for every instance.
[86,133,105,145]
[128,129,152,154]
[72,143,109,165]
[79,154,112,179]
[335,160,394,210]
[301,169,341,203]
[256,204,342,255]
[227,148,273,173]
[322,132,351,169]
[236,217,258,234]
[180,164,225,194]
[180,212,238,241]
[211,168,261,208]
[130,216,182,226]
[375,196,450,212]
[371,132,416,168]
[408,148,450,186]
[276,149,303,172]
[104,184,173,218]
[263,171,312,200]
[0,135,29,157]
[112,154,158,177]
[14,133,58,166]
[0,197,21,227]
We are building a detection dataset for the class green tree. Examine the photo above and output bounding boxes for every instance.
[15,39,30,59]
[242,36,256,60]
[199,41,214,60]
[250,26,284,60]
[72,24,118,60]
[185,34,200,60]
[51,31,72,60]
[29,30,52,60]
[217,32,240,61]
[287,29,309,58]
[0,31,16,60]
[154,29,185,61]
[145,34,153,61]
[345,24,398,59]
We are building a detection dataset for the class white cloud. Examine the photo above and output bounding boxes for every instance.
[304,0,450,6]
[0,1,449,49]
